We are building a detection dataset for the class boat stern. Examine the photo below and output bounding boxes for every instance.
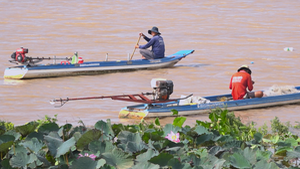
[4,67,28,79]
[119,107,148,119]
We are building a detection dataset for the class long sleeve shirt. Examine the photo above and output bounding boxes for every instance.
[139,35,165,59]
[229,70,253,100]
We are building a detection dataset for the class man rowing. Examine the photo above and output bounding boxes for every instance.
[135,26,165,59]
[229,65,263,100]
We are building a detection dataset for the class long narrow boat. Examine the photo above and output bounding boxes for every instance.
[119,86,300,119]
[4,50,194,79]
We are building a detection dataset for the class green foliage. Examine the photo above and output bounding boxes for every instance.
[271,116,290,138]
[15,122,39,137]
[196,108,257,141]
[70,157,98,169]
[0,120,14,132]
[258,122,269,135]
[1,109,300,168]
[36,114,58,130]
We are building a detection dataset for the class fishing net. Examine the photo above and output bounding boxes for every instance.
[263,85,300,96]
[179,95,210,105]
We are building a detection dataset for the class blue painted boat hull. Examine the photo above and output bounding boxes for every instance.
[119,86,300,119]
[4,50,194,79]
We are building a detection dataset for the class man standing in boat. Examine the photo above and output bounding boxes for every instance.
[135,26,165,59]
[229,65,263,100]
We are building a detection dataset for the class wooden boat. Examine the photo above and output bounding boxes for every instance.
[4,50,194,79]
[119,86,300,119]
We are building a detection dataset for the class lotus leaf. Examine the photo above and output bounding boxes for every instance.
[117,131,147,153]
[101,164,117,169]
[38,122,59,134]
[70,157,98,169]
[284,138,298,147]
[44,132,64,157]
[102,147,134,168]
[15,122,39,137]
[0,135,15,152]
[0,134,15,143]
[36,153,52,167]
[49,164,69,169]
[72,131,81,142]
[1,159,16,169]
[167,158,191,169]
[88,140,114,155]
[254,160,279,169]
[76,129,102,151]
[208,146,224,156]
[275,147,293,156]
[194,126,210,135]
[199,154,225,169]
[131,162,160,169]
[136,149,158,163]
[4,131,21,141]
[20,137,43,153]
[143,129,163,143]
[8,144,28,156]
[196,133,213,145]
[229,152,252,169]
[95,120,114,136]
[133,149,159,169]
[9,152,36,168]
[149,152,173,167]
[255,149,272,161]
[253,132,263,143]
[70,126,87,136]
[223,140,242,149]
[0,125,5,135]
[173,116,187,128]
[56,137,76,158]
[181,153,201,166]
[25,132,44,141]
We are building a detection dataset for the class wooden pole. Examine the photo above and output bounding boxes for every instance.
[129,35,142,60]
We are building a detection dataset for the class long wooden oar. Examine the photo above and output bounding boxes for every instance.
[129,35,142,60]
[50,93,193,107]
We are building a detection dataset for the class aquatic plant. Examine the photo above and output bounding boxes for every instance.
[0,109,300,168]
[165,131,180,143]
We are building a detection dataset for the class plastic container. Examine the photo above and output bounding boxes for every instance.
[78,57,84,64]
[284,47,294,51]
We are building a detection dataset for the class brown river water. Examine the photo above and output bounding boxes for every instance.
[0,0,300,127]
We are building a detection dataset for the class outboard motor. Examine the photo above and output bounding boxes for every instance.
[151,78,174,100]
[11,47,29,63]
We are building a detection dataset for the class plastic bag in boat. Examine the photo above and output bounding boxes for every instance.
[179,95,210,105]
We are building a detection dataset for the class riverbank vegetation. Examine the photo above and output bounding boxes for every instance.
[1,109,300,169]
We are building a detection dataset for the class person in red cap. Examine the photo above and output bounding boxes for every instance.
[229,65,263,100]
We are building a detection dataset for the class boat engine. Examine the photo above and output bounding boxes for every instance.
[11,47,29,63]
[151,78,174,100]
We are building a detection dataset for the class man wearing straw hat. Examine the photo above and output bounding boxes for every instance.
[135,26,165,59]
[229,65,264,100]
